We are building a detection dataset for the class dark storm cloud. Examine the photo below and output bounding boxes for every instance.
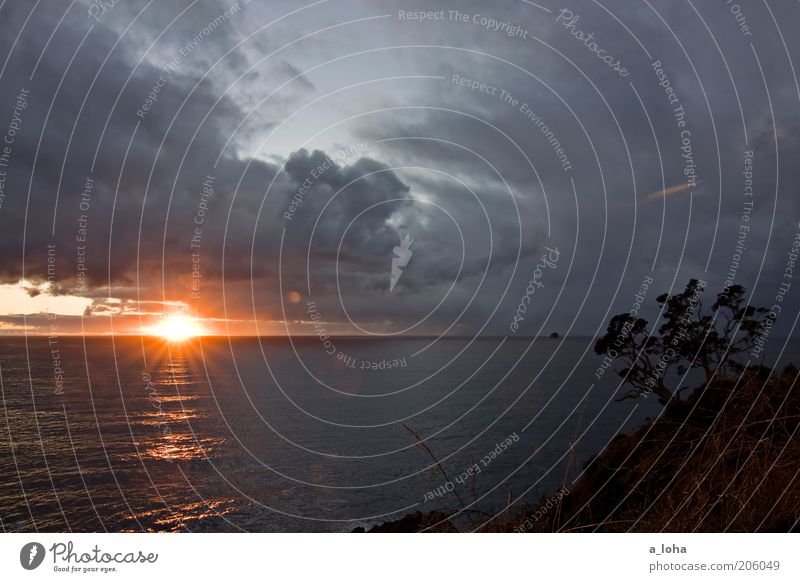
[0,0,799,336]
[0,0,430,330]
[343,0,800,335]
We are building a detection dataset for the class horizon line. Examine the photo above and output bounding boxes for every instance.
[0,333,579,339]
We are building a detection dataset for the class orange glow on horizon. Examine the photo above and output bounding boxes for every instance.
[143,315,206,341]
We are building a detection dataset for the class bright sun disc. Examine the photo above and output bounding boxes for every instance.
[146,315,205,341]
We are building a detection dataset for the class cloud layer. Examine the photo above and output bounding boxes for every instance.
[0,0,798,338]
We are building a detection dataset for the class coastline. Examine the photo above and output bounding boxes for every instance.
[361,365,800,533]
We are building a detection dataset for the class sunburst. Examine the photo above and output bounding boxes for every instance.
[144,315,205,341]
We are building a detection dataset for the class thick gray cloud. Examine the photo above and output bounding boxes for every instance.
[0,0,798,338]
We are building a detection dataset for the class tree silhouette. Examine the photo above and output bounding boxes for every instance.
[595,280,769,407]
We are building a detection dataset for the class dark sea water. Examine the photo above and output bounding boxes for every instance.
[0,335,796,532]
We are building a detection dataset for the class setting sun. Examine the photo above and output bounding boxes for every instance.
[144,315,206,341]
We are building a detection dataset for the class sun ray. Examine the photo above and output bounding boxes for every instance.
[144,315,205,341]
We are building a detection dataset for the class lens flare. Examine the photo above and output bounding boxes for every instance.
[144,315,205,341]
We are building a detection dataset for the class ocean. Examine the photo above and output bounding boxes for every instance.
[1,335,794,532]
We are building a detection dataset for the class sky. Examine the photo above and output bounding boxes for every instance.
[0,0,798,338]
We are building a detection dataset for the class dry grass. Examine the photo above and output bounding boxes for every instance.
[508,366,800,532]
[367,367,800,532]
